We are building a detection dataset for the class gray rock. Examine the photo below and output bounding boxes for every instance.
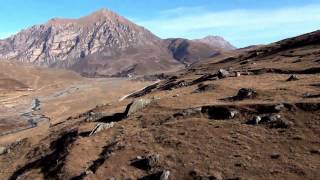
[0,146,7,155]
[31,98,41,111]
[261,114,293,129]
[160,170,170,180]
[127,99,152,116]
[145,154,160,168]
[274,104,285,112]
[236,88,257,100]
[131,153,160,170]
[247,116,262,125]
[89,122,115,136]
[287,74,299,81]
[217,69,230,79]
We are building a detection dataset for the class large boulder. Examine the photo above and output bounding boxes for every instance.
[127,99,152,116]
[89,122,115,136]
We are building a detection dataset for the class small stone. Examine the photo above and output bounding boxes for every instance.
[217,69,230,79]
[136,156,143,159]
[160,170,170,180]
[235,72,241,77]
[287,74,299,81]
[229,110,239,119]
[0,146,7,155]
[235,88,257,100]
[274,104,285,112]
[85,170,93,175]
[246,116,262,125]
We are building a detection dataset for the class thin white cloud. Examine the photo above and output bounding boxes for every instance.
[159,6,206,16]
[136,4,320,47]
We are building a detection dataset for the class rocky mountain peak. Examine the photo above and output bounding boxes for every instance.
[195,35,236,50]
[0,8,235,77]
[0,8,172,76]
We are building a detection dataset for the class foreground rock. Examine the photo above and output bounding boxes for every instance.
[0,146,7,155]
[248,114,293,128]
[89,122,115,136]
[287,74,299,81]
[217,69,230,79]
[131,154,160,170]
[127,99,152,116]
[246,116,262,125]
[235,88,257,100]
[261,114,293,129]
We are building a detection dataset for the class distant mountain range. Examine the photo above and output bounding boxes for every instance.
[0,8,235,77]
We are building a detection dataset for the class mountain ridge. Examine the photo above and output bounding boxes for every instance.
[0,8,235,77]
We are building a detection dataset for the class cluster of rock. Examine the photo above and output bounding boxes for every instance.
[247,114,293,129]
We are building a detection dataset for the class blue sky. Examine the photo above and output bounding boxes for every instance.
[0,0,319,47]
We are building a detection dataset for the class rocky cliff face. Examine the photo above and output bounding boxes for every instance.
[0,9,179,76]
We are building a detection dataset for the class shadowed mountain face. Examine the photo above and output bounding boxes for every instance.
[0,8,235,77]
[165,37,236,65]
